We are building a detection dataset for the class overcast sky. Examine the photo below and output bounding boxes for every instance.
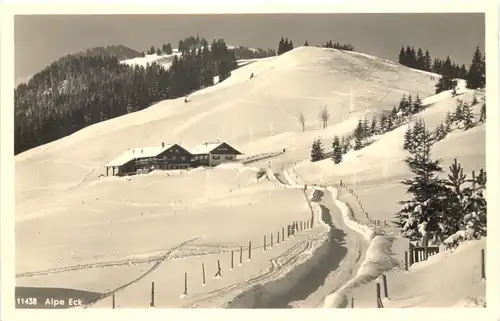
[15,13,485,85]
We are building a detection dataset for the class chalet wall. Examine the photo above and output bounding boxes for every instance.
[209,153,238,166]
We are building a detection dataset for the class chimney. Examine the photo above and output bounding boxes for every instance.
[161,142,165,148]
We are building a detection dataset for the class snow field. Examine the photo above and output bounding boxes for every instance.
[347,238,486,308]
[14,46,488,309]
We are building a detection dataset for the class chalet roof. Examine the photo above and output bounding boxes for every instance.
[191,141,224,155]
[105,144,174,167]
[190,141,243,155]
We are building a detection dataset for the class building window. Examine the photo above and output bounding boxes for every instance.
[213,155,220,160]
[180,156,185,160]
[175,148,179,153]
[225,155,233,160]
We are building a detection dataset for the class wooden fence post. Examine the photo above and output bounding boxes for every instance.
[382,275,388,298]
[150,282,155,307]
[202,263,206,285]
[231,250,234,270]
[277,231,280,244]
[409,243,414,266]
[424,243,428,261]
[282,227,285,241]
[112,293,115,309]
[481,249,486,279]
[271,233,274,248]
[239,246,243,264]
[184,272,188,295]
[264,235,267,252]
[376,283,381,308]
[215,259,222,277]
[248,241,252,260]
[404,251,408,272]
[351,297,354,308]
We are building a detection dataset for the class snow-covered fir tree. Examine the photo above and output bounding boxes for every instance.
[379,113,388,134]
[461,102,475,130]
[340,136,349,154]
[370,116,377,136]
[445,111,454,132]
[395,119,447,243]
[391,106,399,125]
[353,120,364,151]
[398,95,408,117]
[332,135,342,164]
[310,138,325,162]
[363,117,370,138]
[441,158,469,238]
[407,94,413,114]
[434,122,448,141]
[413,94,423,114]
[454,100,464,126]
[386,113,394,132]
[403,124,413,150]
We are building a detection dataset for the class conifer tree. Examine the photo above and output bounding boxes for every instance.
[398,46,406,65]
[341,136,349,154]
[278,37,285,55]
[403,124,413,150]
[165,43,173,54]
[466,46,486,89]
[445,111,454,131]
[332,135,342,164]
[311,138,325,162]
[370,116,377,136]
[363,116,370,138]
[353,119,364,150]
[416,48,425,70]
[399,95,408,117]
[424,50,432,71]
[454,100,464,126]
[434,123,448,141]
[413,94,423,114]
[386,114,394,131]
[441,158,468,237]
[379,113,388,134]
[435,75,457,94]
[461,102,474,130]
[395,119,447,242]
[304,40,309,46]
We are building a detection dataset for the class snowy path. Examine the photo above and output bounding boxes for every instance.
[228,164,369,309]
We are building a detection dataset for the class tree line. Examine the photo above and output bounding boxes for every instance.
[398,45,486,94]
[14,36,239,155]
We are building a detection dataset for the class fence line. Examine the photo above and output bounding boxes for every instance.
[110,179,320,308]
[338,181,389,229]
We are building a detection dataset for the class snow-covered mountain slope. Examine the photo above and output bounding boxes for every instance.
[14,46,485,309]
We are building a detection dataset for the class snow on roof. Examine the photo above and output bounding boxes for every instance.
[105,144,174,167]
[191,141,224,155]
